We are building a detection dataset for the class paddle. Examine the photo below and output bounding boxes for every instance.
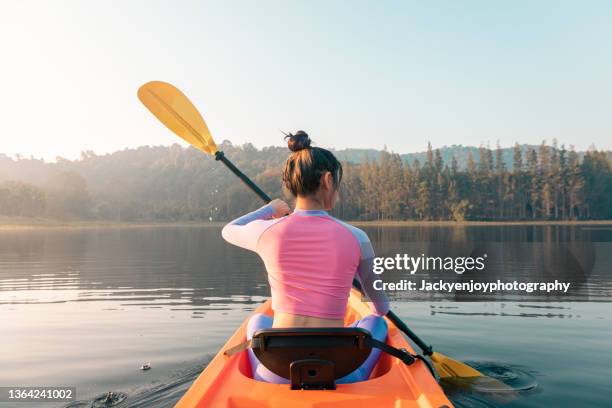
[136,80,488,382]
[137,81,271,203]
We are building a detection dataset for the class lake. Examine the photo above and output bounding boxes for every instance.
[1,224,611,407]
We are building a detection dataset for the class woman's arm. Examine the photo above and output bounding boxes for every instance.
[336,220,390,316]
[221,199,290,252]
[356,240,390,316]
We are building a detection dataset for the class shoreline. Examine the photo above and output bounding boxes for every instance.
[349,220,612,227]
[2,217,612,230]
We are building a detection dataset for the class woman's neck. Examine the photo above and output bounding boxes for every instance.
[294,195,325,211]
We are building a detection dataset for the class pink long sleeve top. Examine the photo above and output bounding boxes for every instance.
[221,204,389,319]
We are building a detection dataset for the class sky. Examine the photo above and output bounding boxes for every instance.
[0,0,611,161]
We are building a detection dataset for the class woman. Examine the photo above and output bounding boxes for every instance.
[221,131,389,384]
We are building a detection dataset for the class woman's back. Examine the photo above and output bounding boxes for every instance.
[259,209,361,320]
[222,206,388,326]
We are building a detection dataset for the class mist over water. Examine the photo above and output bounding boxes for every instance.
[1,225,611,407]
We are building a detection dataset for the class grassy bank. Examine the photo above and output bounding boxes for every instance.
[350,220,612,227]
[0,216,225,230]
[2,216,612,230]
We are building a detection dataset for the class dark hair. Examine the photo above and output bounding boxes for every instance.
[282,131,343,197]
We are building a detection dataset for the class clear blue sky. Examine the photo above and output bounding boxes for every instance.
[1,0,610,161]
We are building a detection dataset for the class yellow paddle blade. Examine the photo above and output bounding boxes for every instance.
[433,352,518,397]
[137,81,217,155]
[431,351,483,379]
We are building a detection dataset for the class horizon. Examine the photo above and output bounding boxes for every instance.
[1,140,604,164]
[1,1,611,161]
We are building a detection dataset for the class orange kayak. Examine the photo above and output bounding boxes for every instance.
[175,289,453,408]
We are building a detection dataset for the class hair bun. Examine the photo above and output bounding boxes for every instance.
[285,130,311,152]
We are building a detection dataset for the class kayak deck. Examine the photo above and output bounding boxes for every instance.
[175,289,452,408]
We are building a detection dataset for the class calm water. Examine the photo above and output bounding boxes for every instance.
[1,225,611,407]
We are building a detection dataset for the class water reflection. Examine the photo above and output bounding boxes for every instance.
[1,225,611,321]
[0,227,271,319]
[2,225,610,307]
[1,225,611,408]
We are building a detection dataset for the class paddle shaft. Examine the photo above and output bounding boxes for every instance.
[214,151,271,203]
[351,278,433,356]
[386,310,433,356]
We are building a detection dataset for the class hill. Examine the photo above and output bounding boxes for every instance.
[0,142,609,221]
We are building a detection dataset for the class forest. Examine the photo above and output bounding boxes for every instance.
[0,140,610,222]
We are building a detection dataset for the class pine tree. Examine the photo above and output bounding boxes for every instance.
[559,144,567,219]
[527,148,539,219]
[495,142,506,218]
[566,147,583,219]
[512,143,524,218]
[581,149,612,219]
[451,155,459,176]
[549,139,561,219]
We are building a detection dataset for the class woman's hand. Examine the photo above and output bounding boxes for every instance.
[270,199,291,218]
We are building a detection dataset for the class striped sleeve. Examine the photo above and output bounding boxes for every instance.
[335,220,390,316]
[221,204,277,252]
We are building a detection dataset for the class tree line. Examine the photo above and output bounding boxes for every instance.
[0,140,610,221]
[337,141,611,221]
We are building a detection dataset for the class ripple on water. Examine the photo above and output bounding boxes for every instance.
[442,362,539,407]
[65,391,127,407]
[61,363,208,408]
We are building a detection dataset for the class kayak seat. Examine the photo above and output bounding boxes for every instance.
[224,327,417,390]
